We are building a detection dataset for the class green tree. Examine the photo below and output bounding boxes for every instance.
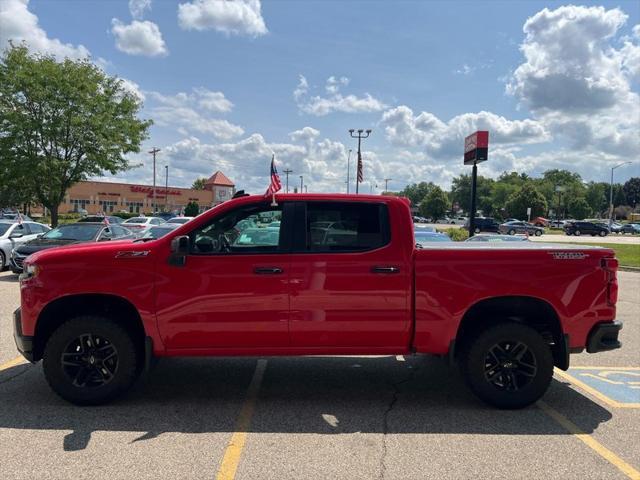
[584,182,609,217]
[567,197,591,220]
[399,181,435,205]
[184,201,199,217]
[191,178,207,190]
[623,177,640,208]
[418,186,449,221]
[450,174,493,215]
[504,184,548,220]
[0,45,151,226]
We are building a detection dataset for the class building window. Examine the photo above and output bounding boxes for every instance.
[70,199,90,212]
[126,201,144,214]
[98,200,118,213]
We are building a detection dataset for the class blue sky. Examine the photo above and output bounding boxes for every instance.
[1,0,639,193]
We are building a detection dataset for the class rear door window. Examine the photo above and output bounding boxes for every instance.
[303,202,390,252]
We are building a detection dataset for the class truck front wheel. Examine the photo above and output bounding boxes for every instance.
[43,316,140,405]
[460,323,553,409]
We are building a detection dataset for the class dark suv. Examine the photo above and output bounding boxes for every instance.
[563,221,609,237]
[464,217,500,233]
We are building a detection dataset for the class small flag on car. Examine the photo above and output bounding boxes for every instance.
[265,154,282,206]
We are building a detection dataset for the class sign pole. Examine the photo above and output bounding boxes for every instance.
[469,162,478,237]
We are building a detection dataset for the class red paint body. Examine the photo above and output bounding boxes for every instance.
[19,194,618,359]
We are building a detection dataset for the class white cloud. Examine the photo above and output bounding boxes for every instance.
[0,0,90,59]
[148,88,241,140]
[178,0,267,37]
[111,19,168,57]
[454,64,474,76]
[119,77,146,102]
[129,0,151,20]
[295,75,387,116]
[380,106,549,157]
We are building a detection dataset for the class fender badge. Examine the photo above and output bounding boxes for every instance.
[549,252,589,260]
[115,250,150,258]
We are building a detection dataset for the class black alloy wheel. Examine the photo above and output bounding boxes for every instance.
[61,334,118,388]
[483,341,537,392]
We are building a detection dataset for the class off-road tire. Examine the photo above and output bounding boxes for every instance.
[43,316,139,405]
[460,322,554,409]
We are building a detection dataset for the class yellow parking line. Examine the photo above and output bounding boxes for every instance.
[215,359,267,480]
[538,401,640,480]
[0,356,26,372]
[554,368,640,409]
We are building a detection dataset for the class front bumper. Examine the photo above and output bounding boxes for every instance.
[13,308,35,362]
[586,321,623,353]
[10,252,25,273]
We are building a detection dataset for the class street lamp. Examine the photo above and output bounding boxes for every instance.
[299,175,303,193]
[349,129,372,194]
[609,162,631,226]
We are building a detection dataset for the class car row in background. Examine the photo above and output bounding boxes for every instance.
[498,220,544,236]
[0,220,51,269]
[563,221,609,236]
[10,222,135,273]
[465,234,529,242]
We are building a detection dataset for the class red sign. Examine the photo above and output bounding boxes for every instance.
[464,131,489,165]
[130,186,182,198]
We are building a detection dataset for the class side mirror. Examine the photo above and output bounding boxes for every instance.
[169,235,189,266]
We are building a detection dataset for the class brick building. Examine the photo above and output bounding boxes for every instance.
[35,171,235,215]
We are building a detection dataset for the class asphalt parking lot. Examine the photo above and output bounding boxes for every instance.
[1,269,638,480]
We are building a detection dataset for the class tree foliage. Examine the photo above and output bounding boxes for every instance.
[191,178,207,190]
[398,181,435,205]
[504,184,548,220]
[623,177,640,207]
[184,201,199,217]
[0,45,151,225]
[418,186,449,221]
[567,197,591,220]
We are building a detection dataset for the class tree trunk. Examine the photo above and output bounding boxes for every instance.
[50,204,59,227]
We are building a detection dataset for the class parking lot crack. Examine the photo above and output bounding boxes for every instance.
[378,360,421,480]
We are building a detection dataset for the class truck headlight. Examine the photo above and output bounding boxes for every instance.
[19,263,39,283]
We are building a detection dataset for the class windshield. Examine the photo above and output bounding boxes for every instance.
[167,218,190,224]
[42,224,101,241]
[124,218,147,224]
[141,225,177,239]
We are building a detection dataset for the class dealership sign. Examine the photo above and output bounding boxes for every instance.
[464,131,489,165]
[130,186,182,197]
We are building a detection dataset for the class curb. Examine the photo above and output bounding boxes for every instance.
[619,266,640,273]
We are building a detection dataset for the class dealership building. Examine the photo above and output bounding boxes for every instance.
[40,171,235,215]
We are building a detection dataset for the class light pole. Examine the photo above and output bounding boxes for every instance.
[346,149,352,193]
[349,129,372,194]
[148,147,160,213]
[384,178,392,193]
[609,162,631,226]
[283,168,293,193]
[299,175,303,193]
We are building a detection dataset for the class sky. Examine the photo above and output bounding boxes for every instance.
[0,0,639,194]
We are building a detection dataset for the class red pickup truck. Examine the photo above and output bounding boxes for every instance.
[13,194,622,408]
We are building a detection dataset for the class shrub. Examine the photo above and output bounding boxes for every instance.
[447,228,469,241]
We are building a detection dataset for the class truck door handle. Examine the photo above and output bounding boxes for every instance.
[254,267,283,275]
[371,266,400,274]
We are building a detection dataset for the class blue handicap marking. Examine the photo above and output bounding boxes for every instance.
[569,368,640,404]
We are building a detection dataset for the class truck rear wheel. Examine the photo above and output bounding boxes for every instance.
[460,323,553,409]
[43,316,140,405]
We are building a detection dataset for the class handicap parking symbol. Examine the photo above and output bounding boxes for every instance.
[565,367,640,407]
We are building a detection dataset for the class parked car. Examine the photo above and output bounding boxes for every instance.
[414,225,436,232]
[414,231,452,246]
[464,217,500,233]
[531,217,549,227]
[466,234,529,242]
[608,222,623,234]
[498,221,544,236]
[412,216,428,223]
[0,220,50,270]
[139,223,182,240]
[620,223,640,234]
[13,193,621,408]
[123,216,165,236]
[78,215,124,224]
[0,212,33,222]
[167,216,194,225]
[549,220,567,229]
[154,212,175,222]
[563,221,609,237]
[10,222,134,273]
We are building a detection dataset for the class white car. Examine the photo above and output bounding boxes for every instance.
[0,220,51,269]
[167,216,194,225]
[123,216,165,236]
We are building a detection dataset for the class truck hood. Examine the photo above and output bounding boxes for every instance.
[15,238,85,255]
[24,238,137,264]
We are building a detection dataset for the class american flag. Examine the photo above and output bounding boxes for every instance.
[264,155,282,197]
[357,150,364,183]
[101,212,110,225]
